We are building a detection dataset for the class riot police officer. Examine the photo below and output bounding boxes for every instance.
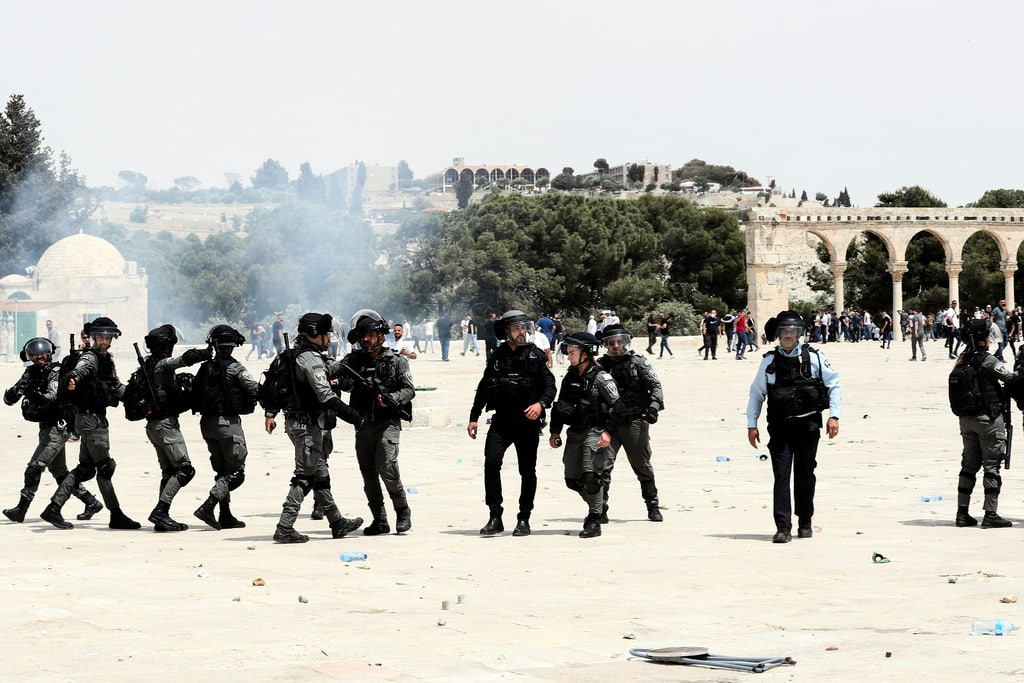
[2,338,102,523]
[952,318,1017,528]
[336,309,416,535]
[746,311,842,543]
[467,310,556,536]
[192,325,259,531]
[597,324,665,522]
[140,324,212,532]
[41,316,141,530]
[548,332,620,538]
[267,312,366,544]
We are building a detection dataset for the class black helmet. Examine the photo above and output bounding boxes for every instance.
[347,309,388,345]
[495,309,534,342]
[144,324,178,351]
[297,312,333,337]
[961,318,991,346]
[20,337,54,362]
[560,331,600,357]
[598,324,631,356]
[764,310,804,342]
[207,324,245,347]
[90,316,121,338]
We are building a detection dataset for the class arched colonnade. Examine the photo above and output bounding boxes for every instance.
[743,207,1024,332]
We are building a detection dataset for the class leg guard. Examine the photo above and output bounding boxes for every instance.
[174,464,196,487]
[95,458,116,480]
[225,468,245,491]
[74,461,98,484]
[24,464,44,494]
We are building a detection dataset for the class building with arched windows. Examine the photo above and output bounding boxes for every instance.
[424,158,551,192]
[0,233,148,358]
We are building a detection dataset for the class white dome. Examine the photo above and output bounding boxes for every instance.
[36,233,125,279]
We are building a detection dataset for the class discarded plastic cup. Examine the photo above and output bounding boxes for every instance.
[921,494,943,502]
[339,552,368,562]
[715,456,730,462]
[406,487,419,494]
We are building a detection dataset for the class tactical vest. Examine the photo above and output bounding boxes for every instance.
[765,345,830,422]
[348,350,405,421]
[77,350,119,412]
[484,345,542,413]
[292,347,326,414]
[21,363,60,423]
[602,353,647,416]
[197,358,255,416]
[555,364,607,429]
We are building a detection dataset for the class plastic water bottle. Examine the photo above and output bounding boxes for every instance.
[405,487,419,494]
[715,456,730,462]
[971,619,1018,635]
[339,552,367,563]
[920,494,943,502]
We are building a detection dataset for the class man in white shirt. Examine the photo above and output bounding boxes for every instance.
[390,323,417,360]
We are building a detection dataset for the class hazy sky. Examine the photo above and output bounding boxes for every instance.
[2,1,1020,207]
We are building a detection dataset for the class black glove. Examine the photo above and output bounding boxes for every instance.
[3,386,20,406]
[643,406,659,424]
[181,347,213,366]
[582,471,600,495]
[327,396,366,429]
[23,390,48,406]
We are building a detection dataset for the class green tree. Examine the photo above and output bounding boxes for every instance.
[173,176,201,191]
[875,185,946,208]
[455,178,474,209]
[673,159,760,191]
[251,158,289,190]
[594,158,609,174]
[627,163,645,187]
[296,162,326,204]
[397,160,414,188]
[800,190,808,201]
[971,188,1024,208]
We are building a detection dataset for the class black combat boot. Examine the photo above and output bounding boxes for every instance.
[3,496,31,523]
[579,514,602,538]
[512,518,530,537]
[273,524,309,544]
[76,491,103,521]
[41,502,73,529]
[331,516,364,539]
[955,506,978,527]
[310,502,325,521]
[480,514,503,535]
[148,501,188,532]
[363,509,390,536]
[218,500,246,529]
[193,496,222,530]
[981,511,1012,528]
[109,508,142,530]
[646,500,664,522]
[395,507,412,534]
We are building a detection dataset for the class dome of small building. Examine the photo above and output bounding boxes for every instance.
[35,233,126,279]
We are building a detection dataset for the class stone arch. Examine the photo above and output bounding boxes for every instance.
[744,207,1024,333]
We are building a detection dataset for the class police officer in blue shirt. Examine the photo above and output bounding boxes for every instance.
[746,311,842,543]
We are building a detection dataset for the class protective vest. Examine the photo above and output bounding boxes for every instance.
[765,345,829,422]
[554,364,607,430]
[77,350,119,412]
[484,344,543,413]
[292,346,326,414]
[347,349,407,422]
[950,352,1003,418]
[21,363,60,423]
[196,358,256,416]
[601,353,647,416]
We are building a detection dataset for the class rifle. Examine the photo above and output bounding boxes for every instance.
[133,342,162,418]
[1004,391,1013,470]
[337,361,412,422]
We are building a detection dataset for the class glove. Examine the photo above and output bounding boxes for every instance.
[3,386,20,406]
[582,471,600,495]
[643,407,659,424]
[23,390,48,406]
[181,347,213,366]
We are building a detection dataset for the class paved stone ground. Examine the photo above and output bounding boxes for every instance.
[1,336,1023,681]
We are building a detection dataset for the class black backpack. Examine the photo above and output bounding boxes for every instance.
[949,355,989,417]
[192,358,257,416]
[257,348,303,413]
[123,359,160,421]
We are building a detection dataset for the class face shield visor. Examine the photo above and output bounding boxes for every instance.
[506,320,534,343]
[776,323,805,339]
[601,331,631,356]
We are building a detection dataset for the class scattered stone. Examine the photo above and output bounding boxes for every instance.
[1001,595,1018,603]
[298,595,309,603]
[826,646,839,651]
[252,577,265,586]
[437,619,446,626]
[622,633,636,640]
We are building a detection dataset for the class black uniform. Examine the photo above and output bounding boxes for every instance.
[469,342,556,525]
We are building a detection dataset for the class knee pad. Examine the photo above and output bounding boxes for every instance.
[289,476,313,494]
[312,476,331,491]
[75,461,98,483]
[226,468,245,491]
[565,477,584,493]
[96,458,116,480]
[24,465,44,489]
[174,464,196,487]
